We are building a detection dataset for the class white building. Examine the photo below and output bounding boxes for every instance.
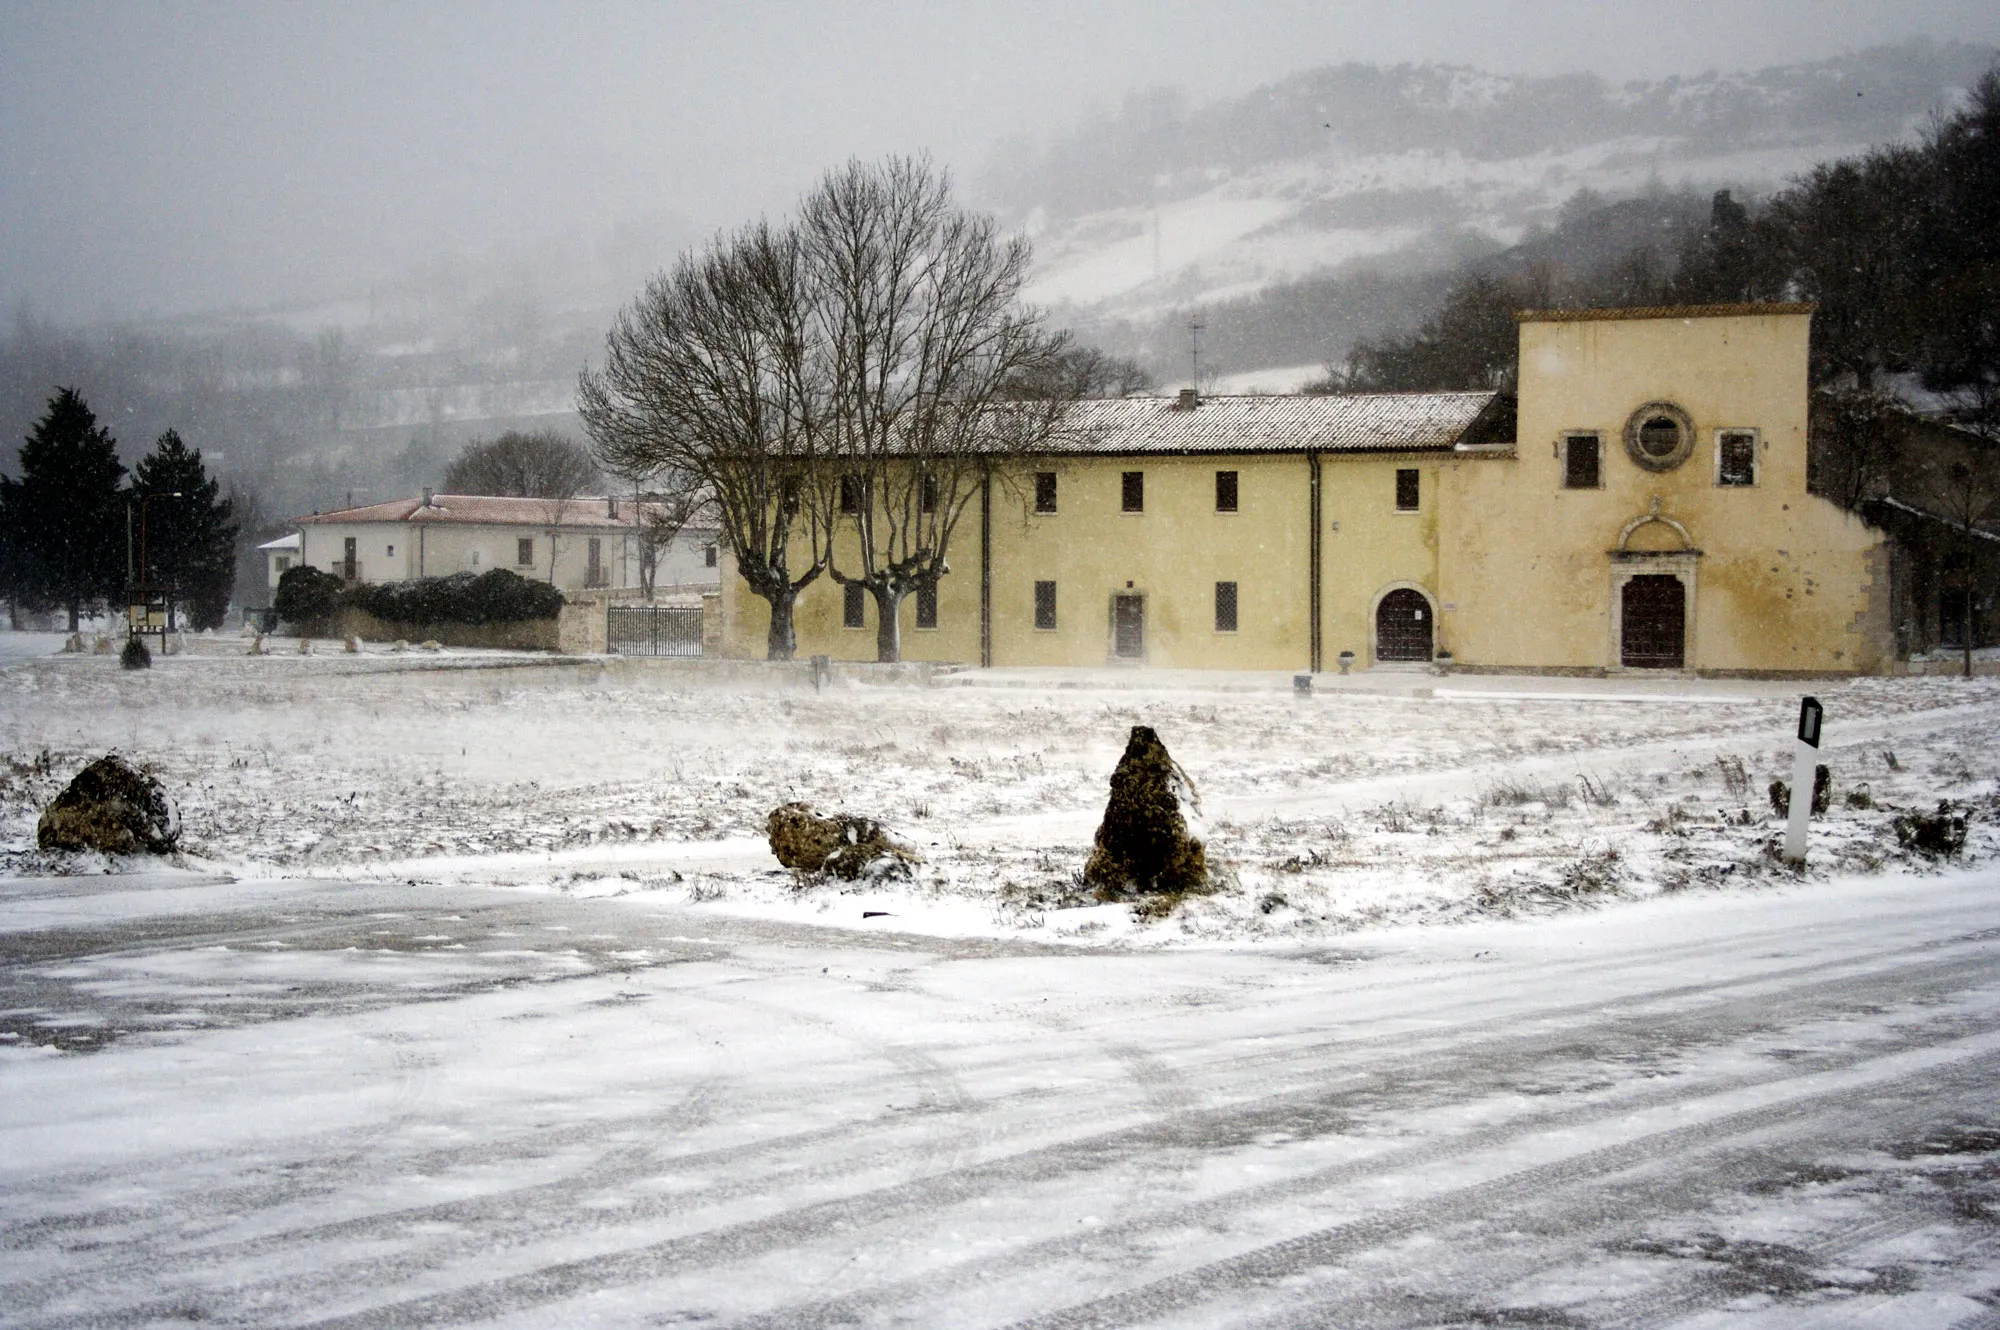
[290,493,720,599]
[258,532,301,594]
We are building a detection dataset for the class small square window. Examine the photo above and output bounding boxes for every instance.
[1564,434,1601,489]
[275,555,291,573]
[915,584,938,629]
[1214,581,1238,633]
[1395,468,1420,511]
[1718,431,1757,486]
[1034,471,1057,514]
[517,538,534,566]
[1215,470,1239,512]
[1034,580,1057,630]
[386,544,395,557]
[843,583,865,629]
[1122,471,1144,513]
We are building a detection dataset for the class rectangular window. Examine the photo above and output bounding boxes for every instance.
[915,584,938,629]
[919,473,938,514]
[386,544,395,557]
[1122,471,1144,513]
[1395,468,1420,511]
[1034,580,1057,630]
[843,582,865,628]
[704,544,718,568]
[1034,471,1057,513]
[1718,430,1757,486]
[1563,434,1601,489]
[1214,581,1238,633]
[839,474,862,514]
[275,555,291,574]
[517,537,534,566]
[1215,470,1239,512]
[586,537,603,585]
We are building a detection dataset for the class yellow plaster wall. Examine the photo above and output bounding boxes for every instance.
[1315,454,1444,666]
[1441,311,1892,674]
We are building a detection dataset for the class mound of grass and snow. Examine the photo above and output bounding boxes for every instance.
[2,648,1996,945]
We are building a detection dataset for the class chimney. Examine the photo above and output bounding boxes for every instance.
[1177,387,1200,411]
[421,487,434,507]
[608,496,619,519]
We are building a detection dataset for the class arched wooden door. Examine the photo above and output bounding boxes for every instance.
[1621,574,1686,668]
[1375,588,1433,662]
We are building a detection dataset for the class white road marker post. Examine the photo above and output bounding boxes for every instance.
[1784,695,1822,866]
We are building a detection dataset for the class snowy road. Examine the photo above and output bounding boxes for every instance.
[4,868,1998,1327]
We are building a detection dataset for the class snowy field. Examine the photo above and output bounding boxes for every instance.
[2,640,1998,1326]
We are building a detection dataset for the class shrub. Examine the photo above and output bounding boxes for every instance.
[119,636,151,669]
[341,569,563,628]
[273,565,345,634]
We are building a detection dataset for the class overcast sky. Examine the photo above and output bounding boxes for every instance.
[3,0,1997,324]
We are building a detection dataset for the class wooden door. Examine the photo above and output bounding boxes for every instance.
[1375,588,1433,662]
[1621,574,1686,668]
[1113,595,1144,659]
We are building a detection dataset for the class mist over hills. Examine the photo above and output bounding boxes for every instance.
[980,38,1998,385]
[3,39,1993,527]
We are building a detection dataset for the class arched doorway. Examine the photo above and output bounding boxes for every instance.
[1621,575,1686,668]
[1375,588,1434,662]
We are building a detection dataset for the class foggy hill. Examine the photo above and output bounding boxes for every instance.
[981,39,1999,384]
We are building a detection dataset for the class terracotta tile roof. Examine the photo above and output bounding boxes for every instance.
[295,494,717,530]
[1039,392,1503,456]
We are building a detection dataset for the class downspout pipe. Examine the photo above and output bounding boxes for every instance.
[979,467,993,669]
[1309,452,1322,674]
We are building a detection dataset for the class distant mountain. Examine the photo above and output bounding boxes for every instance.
[979,39,1999,382]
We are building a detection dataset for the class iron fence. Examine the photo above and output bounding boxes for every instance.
[607,605,704,657]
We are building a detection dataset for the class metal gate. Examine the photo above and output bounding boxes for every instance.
[1374,588,1434,662]
[1621,575,1686,669]
[608,605,704,657]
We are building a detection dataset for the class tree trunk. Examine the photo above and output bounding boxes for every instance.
[873,586,903,663]
[764,586,798,661]
[67,597,81,632]
[1965,579,1976,680]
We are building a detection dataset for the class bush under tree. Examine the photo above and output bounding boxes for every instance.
[342,569,563,628]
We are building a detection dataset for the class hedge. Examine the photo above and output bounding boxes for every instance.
[342,569,564,627]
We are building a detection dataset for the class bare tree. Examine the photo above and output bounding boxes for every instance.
[1913,445,2000,678]
[804,157,1069,662]
[579,222,833,659]
[1808,385,1901,512]
[617,469,706,600]
[444,429,600,498]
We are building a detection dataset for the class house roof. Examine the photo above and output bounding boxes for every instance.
[1515,303,1815,324]
[294,494,717,531]
[257,533,301,552]
[1039,392,1506,456]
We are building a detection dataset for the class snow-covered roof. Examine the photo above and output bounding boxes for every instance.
[1515,302,1816,323]
[1040,392,1505,456]
[295,494,704,530]
[257,533,301,552]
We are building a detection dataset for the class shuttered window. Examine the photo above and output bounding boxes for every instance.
[843,583,865,628]
[1214,581,1238,633]
[915,584,938,629]
[1034,580,1057,630]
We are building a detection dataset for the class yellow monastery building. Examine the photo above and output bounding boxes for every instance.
[718,305,1894,676]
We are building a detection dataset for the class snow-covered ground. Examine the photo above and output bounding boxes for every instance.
[3,642,1998,1325]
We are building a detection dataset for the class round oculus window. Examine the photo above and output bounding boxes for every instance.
[1623,401,1695,472]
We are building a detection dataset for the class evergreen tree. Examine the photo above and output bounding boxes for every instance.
[0,389,127,630]
[132,429,238,630]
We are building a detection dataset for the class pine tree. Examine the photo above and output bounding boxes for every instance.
[0,389,127,630]
[132,428,238,630]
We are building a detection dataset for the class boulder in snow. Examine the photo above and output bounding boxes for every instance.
[37,755,181,855]
[767,802,915,880]
[1084,725,1208,896]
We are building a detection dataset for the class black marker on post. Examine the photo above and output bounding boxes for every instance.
[1784,696,1822,864]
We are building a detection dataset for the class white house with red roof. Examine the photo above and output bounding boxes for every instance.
[291,492,720,599]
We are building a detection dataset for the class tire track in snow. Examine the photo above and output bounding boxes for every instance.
[16,939,1990,1330]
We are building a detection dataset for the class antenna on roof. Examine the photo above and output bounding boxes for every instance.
[1188,317,1206,398]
